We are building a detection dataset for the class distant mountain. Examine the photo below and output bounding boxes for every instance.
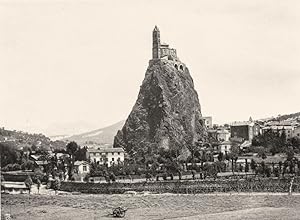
[62,120,125,145]
[49,134,71,141]
[42,121,98,137]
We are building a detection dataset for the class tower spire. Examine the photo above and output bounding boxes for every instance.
[152,25,160,59]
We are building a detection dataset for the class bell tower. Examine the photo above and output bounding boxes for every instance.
[152,26,160,59]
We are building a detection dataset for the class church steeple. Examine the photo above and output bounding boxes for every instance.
[152,26,160,59]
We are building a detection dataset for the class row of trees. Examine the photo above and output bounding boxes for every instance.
[252,129,300,155]
[1,143,35,171]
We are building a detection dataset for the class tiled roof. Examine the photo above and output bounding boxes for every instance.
[30,155,40,161]
[74,161,89,166]
[87,147,124,153]
[35,161,48,165]
[231,121,254,126]
[2,181,28,189]
[262,126,294,130]
[220,141,232,145]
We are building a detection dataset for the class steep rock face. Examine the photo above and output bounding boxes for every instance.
[113,59,206,156]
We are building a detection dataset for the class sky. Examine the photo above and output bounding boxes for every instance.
[1,0,300,136]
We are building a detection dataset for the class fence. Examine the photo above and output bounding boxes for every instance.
[60,176,300,194]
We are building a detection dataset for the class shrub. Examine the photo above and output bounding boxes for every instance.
[52,179,61,193]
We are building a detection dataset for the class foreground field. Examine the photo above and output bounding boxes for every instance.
[2,193,300,220]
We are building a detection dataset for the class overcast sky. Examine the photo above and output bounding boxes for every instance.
[1,0,300,136]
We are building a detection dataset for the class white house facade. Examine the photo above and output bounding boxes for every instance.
[73,160,90,182]
[87,148,125,167]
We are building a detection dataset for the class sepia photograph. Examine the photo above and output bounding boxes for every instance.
[1,0,300,219]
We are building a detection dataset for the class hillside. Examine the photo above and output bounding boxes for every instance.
[261,112,300,124]
[62,120,125,145]
[0,127,65,151]
[272,112,300,122]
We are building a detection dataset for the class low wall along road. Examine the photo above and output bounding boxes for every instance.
[60,176,300,194]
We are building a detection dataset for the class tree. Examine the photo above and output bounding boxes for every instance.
[217,152,224,162]
[0,143,19,167]
[214,161,226,173]
[52,179,61,194]
[245,159,249,173]
[279,161,283,174]
[66,141,79,180]
[238,164,243,172]
[260,161,266,177]
[252,129,287,154]
[250,159,257,171]
[289,137,300,152]
[33,168,44,182]
[200,151,208,169]
[109,172,116,183]
[191,170,196,180]
[66,141,78,157]
[25,175,33,194]
[227,145,239,174]
[75,146,87,161]
[37,179,41,194]
[286,147,295,161]
[21,160,35,171]
[280,129,287,143]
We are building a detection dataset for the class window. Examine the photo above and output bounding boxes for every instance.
[118,152,120,155]
[112,152,114,156]
[112,158,114,161]
[83,165,87,172]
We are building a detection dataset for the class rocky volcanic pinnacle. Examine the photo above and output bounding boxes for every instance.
[113,58,206,157]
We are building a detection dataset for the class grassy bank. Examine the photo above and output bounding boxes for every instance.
[59,176,300,194]
[2,193,300,219]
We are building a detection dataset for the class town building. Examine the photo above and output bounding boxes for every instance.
[293,126,300,139]
[207,129,218,141]
[73,161,90,182]
[216,129,230,141]
[230,121,259,142]
[29,154,48,171]
[239,140,252,151]
[262,125,294,139]
[87,148,125,167]
[218,141,232,154]
[83,143,112,150]
[203,116,213,129]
